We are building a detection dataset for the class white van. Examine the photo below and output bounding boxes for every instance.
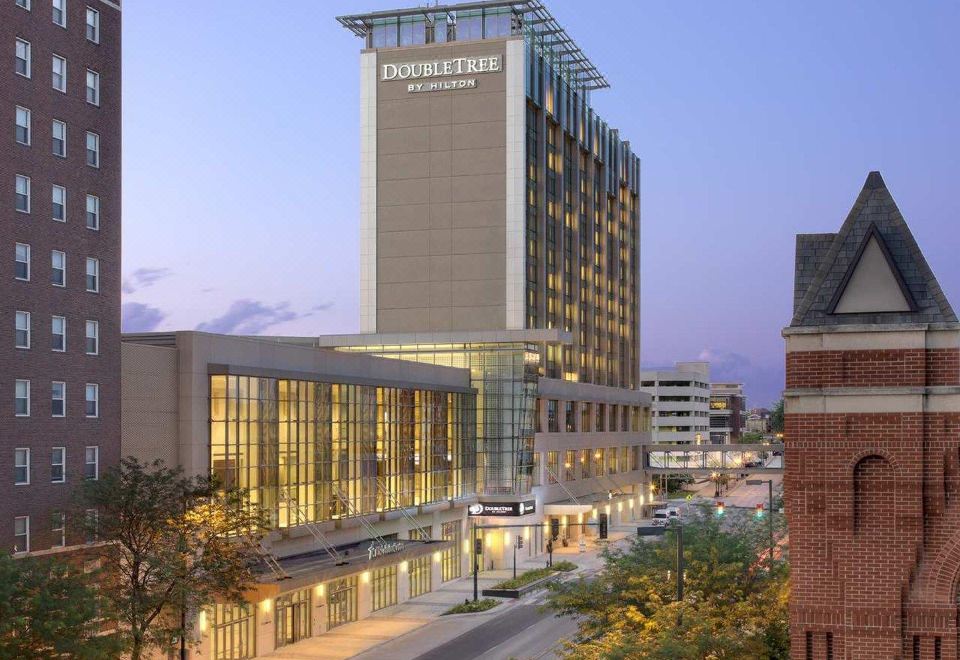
[651,510,669,527]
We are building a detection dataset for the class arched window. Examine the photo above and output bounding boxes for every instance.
[853,455,894,536]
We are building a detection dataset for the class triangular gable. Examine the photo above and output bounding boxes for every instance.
[829,224,917,314]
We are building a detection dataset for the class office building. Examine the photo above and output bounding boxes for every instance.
[709,382,745,443]
[2,0,120,554]
[639,361,711,444]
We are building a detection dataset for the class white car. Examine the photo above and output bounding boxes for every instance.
[651,511,669,527]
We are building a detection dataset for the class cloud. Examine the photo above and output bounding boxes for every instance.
[196,299,323,335]
[123,267,173,294]
[122,303,167,332]
[696,348,785,409]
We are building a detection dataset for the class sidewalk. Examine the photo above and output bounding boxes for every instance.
[263,525,637,660]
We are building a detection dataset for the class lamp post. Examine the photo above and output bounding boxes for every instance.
[747,478,775,568]
[472,521,479,602]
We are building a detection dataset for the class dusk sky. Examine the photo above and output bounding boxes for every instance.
[121,1,960,407]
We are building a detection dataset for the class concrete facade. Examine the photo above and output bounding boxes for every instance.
[640,361,711,444]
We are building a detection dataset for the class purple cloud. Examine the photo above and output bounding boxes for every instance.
[123,267,173,294]
[196,299,326,335]
[122,302,167,332]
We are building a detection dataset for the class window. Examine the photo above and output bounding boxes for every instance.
[546,450,558,483]
[85,257,99,292]
[15,39,31,78]
[15,379,30,416]
[15,243,30,280]
[565,401,575,432]
[15,448,30,485]
[86,194,99,229]
[16,0,30,10]
[84,509,97,543]
[51,381,66,417]
[51,511,65,547]
[85,320,99,354]
[86,131,99,167]
[52,0,66,26]
[15,106,30,145]
[84,446,98,479]
[84,384,98,417]
[86,7,99,43]
[51,447,65,483]
[546,399,558,432]
[371,565,398,611]
[51,316,66,351]
[86,69,99,105]
[51,250,66,286]
[52,184,66,221]
[15,311,30,349]
[409,554,432,598]
[211,604,255,660]
[52,54,66,92]
[52,120,67,157]
[441,521,462,581]
[14,516,29,554]
[15,174,30,213]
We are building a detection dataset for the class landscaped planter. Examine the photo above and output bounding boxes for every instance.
[482,573,564,599]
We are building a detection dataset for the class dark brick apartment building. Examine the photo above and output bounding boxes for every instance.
[785,172,960,658]
[1,0,120,554]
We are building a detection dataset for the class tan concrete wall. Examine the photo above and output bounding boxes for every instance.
[120,343,178,467]
[375,40,511,332]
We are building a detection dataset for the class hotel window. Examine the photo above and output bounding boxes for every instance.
[51,512,66,548]
[564,450,576,481]
[84,384,99,418]
[15,311,30,349]
[607,447,618,474]
[52,54,66,91]
[211,604,255,660]
[86,131,99,167]
[371,565,398,611]
[15,448,30,485]
[596,403,606,432]
[565,401,575,432]
[15,39,31,78]
[579,449,590,480]
[15,174,30,213]
[86,69,99,106]
[592,448,604,477]
[85,257,99,292]
[15,106,30,145]
[52,250,66,286]
[620,446,629,473]
[15,379,30,416]
[15,243,30,280]
[409,554,432,598]
[546,451,558,483]
[441,521,461,581]
[51,381,66,417]
[51,447,65,483]
[84,446,98,479]
[622,406,630,431]
[52,0,66,27]
[457,9,482,40]
[370,18,398,48]
[16,0,30,10]
[86,194,100,229]
[52,185,66,222]
[52,316,66,351]
[52,119,67,157]
[546,399,558,432]
[14,516,29,554]
[581,402,592,432]
[85,320,98,354]
[398,16,425,46]
[609,405,618,432]
[86,7,99,43]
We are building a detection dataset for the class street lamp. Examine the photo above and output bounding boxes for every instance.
[747,478,775,569]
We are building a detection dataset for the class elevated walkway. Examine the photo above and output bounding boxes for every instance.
[644,442,783,475]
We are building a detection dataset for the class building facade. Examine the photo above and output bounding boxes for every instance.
[2,0,120,554]
[709,382,745,443]
[785,172,960,658]
[640,361,711,444]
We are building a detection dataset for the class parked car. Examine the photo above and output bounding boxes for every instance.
[651,510,669,527]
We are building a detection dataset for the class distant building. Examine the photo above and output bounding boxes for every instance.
[709,383,746,443]
[746,408,771,434]
[640,362,710,444]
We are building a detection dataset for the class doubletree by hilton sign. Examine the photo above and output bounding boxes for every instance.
[381,55,502,93]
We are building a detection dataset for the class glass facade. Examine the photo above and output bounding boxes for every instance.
[275,589,311,648]
[371,565,398,611]
[327,576,358,629]
[441,520,462,582]
[211,604,256,660]
[409,554,432,597]
[209,374,476,527]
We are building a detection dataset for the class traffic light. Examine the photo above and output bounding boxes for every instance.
[474,538,483,555]
[715,501,725,516]
[755,503,764,518]
[517,536,524,549]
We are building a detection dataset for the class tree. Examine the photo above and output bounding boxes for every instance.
[0,553,123,659]
[547,505,789,659]
[79,457,269,660]
[770,398,784,434]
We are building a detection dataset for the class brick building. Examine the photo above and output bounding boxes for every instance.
[2,0,121,554]
[784,171,960,658]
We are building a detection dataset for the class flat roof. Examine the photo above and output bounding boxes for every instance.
[337,0,609,91]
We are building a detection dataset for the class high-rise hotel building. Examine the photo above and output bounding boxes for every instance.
[2,0,120,554]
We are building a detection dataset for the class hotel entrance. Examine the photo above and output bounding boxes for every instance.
[275,589,311,648]
[327,576,359,629]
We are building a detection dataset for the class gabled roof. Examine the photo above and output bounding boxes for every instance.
[791,171,956,327]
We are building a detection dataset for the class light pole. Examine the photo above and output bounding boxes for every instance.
[747,478,775,568]
[472,521,479,602]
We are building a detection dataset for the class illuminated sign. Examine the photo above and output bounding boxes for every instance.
[367,541,404,561]
[710,401,728,410]
[381,55,502,94]
[467,500,536,517]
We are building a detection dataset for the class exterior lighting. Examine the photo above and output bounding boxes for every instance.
[577,513,584,523]
[486,534,493,548]
[260,600,272,614]
[433,551,442,563]
[617,502,623,512]
[362,571,371,583]
[504,531,511,544]
[524,526,530,540]
[591,508,598,519]
[604,504,611,515]
[400,561,409,572]
[316,584,325,598]
[198,610,207,633]
[629,500,634,509]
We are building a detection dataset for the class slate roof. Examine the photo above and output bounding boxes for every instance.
[791,171,956,327]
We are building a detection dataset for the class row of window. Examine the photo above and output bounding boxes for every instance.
[14,312,99,353]
[14,0,101,41]
[12,114,101,166]
[541,399,648,434]
[11,379,100,417]
[13,48,100,103]
[13,243,101,291]
[11,164,102,228]
[14,445,98,484]
[13,508,98,554]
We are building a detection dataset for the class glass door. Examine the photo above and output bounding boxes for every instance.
[275,589,311,648]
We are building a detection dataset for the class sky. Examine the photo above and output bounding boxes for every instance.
[121,1,960,408]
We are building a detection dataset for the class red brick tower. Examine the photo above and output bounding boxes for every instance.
[785,171,960,659]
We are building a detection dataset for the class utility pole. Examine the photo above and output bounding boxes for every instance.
[472,521,479,602]
[747,478,775,568]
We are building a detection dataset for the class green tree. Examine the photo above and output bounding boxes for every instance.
[770,398,784,433]
[0,553,123,659]
[79,457,269,660]
[547,506,789,659]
